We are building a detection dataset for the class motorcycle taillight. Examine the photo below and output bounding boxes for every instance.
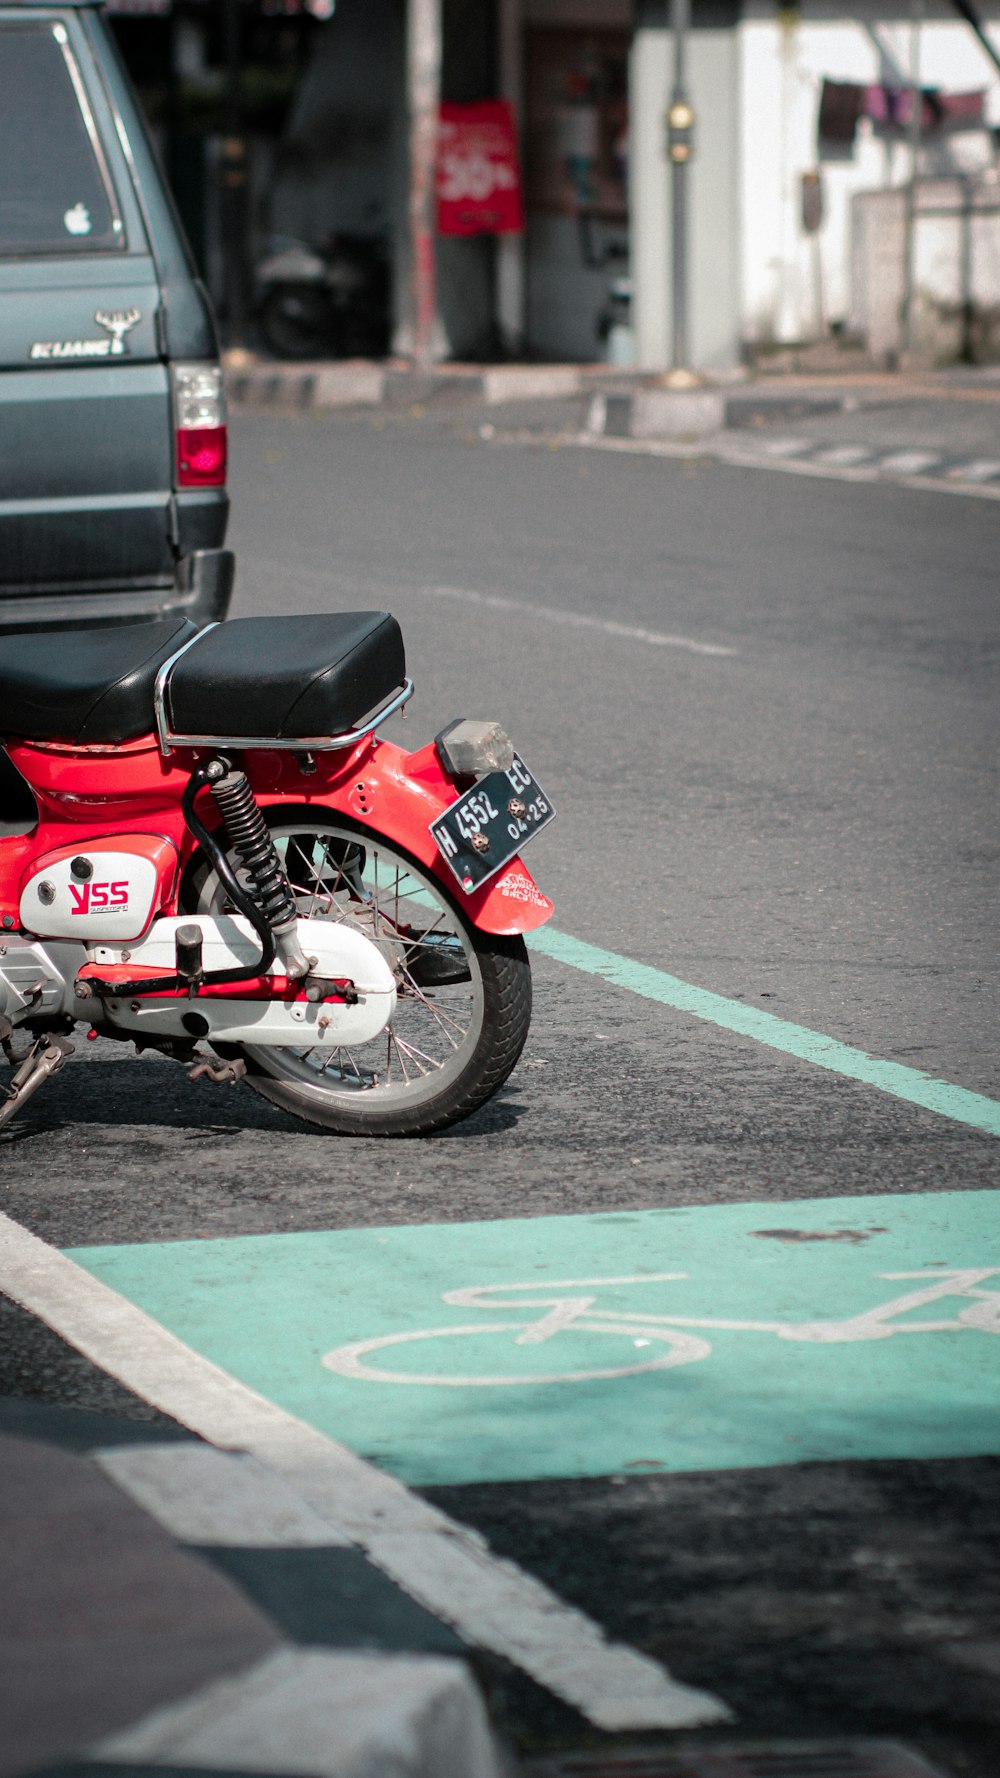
[172,363,227,488]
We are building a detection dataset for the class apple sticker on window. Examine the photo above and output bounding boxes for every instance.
[64,204,92,236]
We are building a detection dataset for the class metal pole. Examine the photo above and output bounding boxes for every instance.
[662,0,697,386]
[407,0,442,373]
[670,0,690,372]
[900,0,924,358]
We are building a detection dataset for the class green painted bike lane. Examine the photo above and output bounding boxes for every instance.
[69,1189,1000,1487]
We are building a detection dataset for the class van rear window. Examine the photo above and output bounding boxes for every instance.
[0,24,123,254]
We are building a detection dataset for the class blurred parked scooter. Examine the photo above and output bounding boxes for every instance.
[256,234,390,360]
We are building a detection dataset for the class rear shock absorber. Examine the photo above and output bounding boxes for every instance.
[206,761,313,979]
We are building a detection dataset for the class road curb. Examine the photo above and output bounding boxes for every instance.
[224,359,595,411]
[0,1410,508,1778]
[92,1646,507,1778]
[225,361,388,411]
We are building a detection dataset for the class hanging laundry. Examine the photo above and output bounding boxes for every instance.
[818,78,986,159]
[931,88,986,129]
[817,80,866,157]
[864,83,984,132]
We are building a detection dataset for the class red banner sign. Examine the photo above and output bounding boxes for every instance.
[437,101,525,237]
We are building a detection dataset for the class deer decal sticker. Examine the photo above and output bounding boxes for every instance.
[93,307,141,355]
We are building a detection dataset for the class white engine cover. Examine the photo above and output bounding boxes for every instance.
[92,914,397,1048]
[21,850,162,942]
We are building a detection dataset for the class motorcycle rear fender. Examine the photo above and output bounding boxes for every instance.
[264,737,554,938]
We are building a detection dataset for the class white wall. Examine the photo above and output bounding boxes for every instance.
[738,1,1000,345]
[853,181,1000,358]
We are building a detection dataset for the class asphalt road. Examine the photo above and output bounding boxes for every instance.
[2,401,999,1777]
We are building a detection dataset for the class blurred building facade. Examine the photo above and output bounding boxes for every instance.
[111,0,1000,366]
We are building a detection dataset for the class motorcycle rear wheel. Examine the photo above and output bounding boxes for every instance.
[189,814,531,1136]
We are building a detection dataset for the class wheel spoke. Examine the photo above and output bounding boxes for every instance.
[387,1025,412,1081]
[319,1046,370,1085]
[398,977,467,1046]
[399,913,450,953]
[389,1030,441,1075]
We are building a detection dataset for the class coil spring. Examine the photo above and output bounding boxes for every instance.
[210,769,297,933]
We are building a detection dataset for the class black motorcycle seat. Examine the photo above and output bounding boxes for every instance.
[0,613,406,747]
[166,612,405,742]
[0,617,198,744]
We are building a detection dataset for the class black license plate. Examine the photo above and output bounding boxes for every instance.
[430,754,555,893]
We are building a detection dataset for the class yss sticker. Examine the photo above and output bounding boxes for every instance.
[68,880,130,915]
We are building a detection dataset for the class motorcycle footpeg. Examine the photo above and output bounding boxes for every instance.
[188,1055,248,1087]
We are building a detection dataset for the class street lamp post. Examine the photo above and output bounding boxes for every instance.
[633,0,726,435]
[662,0,699,387]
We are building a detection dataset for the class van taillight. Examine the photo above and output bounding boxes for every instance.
[171,363,227,488]
[177,425,227,486]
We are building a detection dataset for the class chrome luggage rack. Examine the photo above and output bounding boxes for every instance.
[153,625,414,758]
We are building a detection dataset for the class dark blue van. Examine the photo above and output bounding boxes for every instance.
[0,0,233,629]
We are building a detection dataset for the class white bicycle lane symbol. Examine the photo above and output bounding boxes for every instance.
[321,1267,1000,1388]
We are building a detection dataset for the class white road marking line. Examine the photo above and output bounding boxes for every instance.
[877,450,941,474]
[420,584,738,658]
[93,1647,504,1778]
[813,445,873,466]
[96,1444,351,1548]
[0,1212,730,1733]
[948,458,1000,482]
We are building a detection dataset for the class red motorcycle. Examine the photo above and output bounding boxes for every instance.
[0,612,554,1136]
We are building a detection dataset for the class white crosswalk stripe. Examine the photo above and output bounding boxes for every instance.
[875,450,941,474]
[947,458,1000,482]
[574,425,1000,498]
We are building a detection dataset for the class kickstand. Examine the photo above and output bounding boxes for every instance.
[0,1034,74,1131]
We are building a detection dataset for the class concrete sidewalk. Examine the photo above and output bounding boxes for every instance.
[0,1398,508,1778]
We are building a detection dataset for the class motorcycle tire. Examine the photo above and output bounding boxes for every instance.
[187,813,532,1137]
[259,284,330,360]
